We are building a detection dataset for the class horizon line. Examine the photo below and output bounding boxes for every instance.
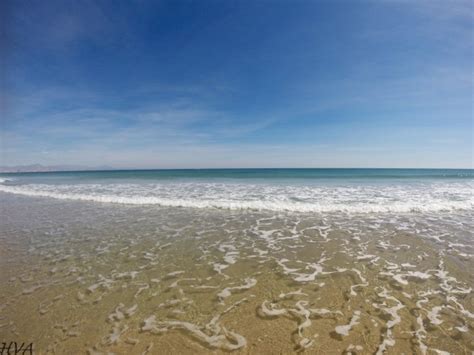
[1,166,473,174]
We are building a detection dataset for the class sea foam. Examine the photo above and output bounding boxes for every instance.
[0,181,472,213]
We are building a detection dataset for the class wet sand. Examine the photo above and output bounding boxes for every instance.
[1,194,473,354]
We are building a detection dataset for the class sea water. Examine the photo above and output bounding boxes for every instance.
[0,169,473,354]
[0,168,472,213]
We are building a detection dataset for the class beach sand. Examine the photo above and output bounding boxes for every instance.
[1,194,473,354]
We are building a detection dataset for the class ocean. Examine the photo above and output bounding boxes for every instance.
[0,168,472,212]
[0,168,473,353]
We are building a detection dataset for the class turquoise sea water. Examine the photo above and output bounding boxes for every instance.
[1,168,473,182]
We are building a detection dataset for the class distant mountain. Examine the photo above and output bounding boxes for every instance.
[0,164,114,173]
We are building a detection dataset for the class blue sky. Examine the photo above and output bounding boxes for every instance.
[2,0,472,168]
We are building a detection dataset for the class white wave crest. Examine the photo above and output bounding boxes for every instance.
[0,181,472,213]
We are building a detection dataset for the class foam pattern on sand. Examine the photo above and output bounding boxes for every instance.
[0,194,473,353]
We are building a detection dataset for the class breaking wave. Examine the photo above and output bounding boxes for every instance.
[0,181,472,213]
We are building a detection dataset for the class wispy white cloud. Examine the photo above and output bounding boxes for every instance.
[1,84,279,163]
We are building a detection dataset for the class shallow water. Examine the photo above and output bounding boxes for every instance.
[0,193,473,354]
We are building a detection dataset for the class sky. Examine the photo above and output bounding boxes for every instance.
[1,0,473,168]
